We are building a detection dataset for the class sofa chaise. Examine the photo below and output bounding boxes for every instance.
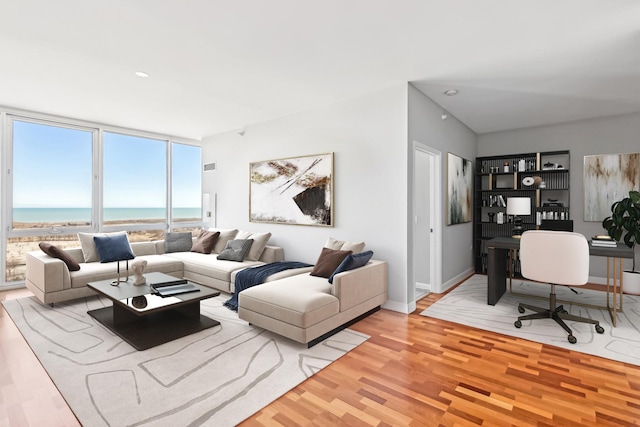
[238,259,387,346]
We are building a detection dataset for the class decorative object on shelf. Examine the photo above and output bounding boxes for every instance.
[522,175,544,187]
[507,197,531,237]
[131,259,148,286]
[602,190,640,294]
[543,162,564,170]
[447,152,473,225]
[584,152,640,222]
[518,159,526,172]
[249,152,334,226]
[503,161,509,173]
[487,212,496,223]
[522,176,535,186]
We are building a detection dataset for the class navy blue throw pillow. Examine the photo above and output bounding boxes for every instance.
[93,234,135,263]
[328,250,374,284]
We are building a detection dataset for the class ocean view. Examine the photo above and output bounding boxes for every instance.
[14,207,201,223]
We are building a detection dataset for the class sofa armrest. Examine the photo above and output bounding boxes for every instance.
[259,245,285,263]
[332,260,387,312]
[26,251,70,294]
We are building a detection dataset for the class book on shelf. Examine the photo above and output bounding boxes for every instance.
[591,240,617,247]
[592,235,614,241]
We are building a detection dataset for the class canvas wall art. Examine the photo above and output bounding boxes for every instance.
[583,152,640,221]
[250,153,333,226]
[447,152,473,225]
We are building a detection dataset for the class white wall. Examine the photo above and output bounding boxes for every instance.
[202,85,410,311]
[408,85,477,292]
[477,112,640,279]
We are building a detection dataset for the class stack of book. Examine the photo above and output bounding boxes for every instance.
[150,279,200,297]
[591,235,617,247]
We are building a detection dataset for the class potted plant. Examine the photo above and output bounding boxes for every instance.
[602,190,640,294]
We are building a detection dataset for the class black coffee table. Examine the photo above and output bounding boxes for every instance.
[87,272,220,350]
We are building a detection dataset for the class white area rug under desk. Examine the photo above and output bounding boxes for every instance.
[421,274,640,366]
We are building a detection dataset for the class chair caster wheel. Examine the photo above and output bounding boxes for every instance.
[514,320,522,328]
[595,325,605,334]
[518,306,525,314]
[568,335,577,344]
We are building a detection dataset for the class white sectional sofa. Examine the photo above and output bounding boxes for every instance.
[26,233,388,348]
[26,237,284,305]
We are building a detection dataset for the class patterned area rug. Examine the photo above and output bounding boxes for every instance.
[3,294,368,426]
[421,275,640,366]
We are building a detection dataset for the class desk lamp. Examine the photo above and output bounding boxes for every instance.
[507,197,531,237]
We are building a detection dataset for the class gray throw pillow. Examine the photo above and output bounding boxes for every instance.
[165,232,193,253]
[217,239,254,262]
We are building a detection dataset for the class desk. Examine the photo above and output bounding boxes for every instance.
[486,236,634,326]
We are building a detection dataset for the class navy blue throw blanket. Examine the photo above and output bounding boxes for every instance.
[224,261,312,311]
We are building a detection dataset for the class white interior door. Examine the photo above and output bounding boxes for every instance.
[413,142,441,300]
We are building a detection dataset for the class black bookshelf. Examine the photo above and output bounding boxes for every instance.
[474,150,570,275]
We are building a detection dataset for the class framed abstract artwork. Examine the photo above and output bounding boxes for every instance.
[583,152,640,221]
[447,152,473,225]
[250,153,333,226]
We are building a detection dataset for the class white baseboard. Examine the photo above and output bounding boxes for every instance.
[438,268,475,294]
[382,299,413,314]
[416,282,430,291]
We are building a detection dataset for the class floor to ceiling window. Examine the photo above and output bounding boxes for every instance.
[12,119,94,230]
[171,142,202,224]
[102,132,168,242]
[2,111,202,285]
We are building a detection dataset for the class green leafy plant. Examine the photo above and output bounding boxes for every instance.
[602,190,640,271]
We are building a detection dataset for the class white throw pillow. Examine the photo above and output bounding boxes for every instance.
[341,241,366,253]
[324,237,345,250]
[324,237,365,254]
[77,231,128,263]
[236,230,272,261]
[207,228,238,253]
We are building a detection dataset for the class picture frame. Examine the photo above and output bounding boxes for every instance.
[250,153,334,226]
[583,152,640,221]
[447,152,473,225]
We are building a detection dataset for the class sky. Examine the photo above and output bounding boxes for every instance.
[12,120,201,208]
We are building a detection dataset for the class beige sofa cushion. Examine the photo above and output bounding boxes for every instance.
[239,274,339,328]
[68,254,183,289]
[235,231,272,261]
[132,241,158,256]
[207,228,238,253]
[324,237,365,253]
[164,251,261,282]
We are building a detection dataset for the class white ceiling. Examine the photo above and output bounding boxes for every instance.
[0,0,638,140]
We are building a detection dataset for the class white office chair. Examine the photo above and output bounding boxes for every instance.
[514,230,605,344]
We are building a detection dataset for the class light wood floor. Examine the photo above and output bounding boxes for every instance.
[2,280,640,426]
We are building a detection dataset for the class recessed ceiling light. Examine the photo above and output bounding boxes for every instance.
[135,71,150,78]
[444,89,458,96]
